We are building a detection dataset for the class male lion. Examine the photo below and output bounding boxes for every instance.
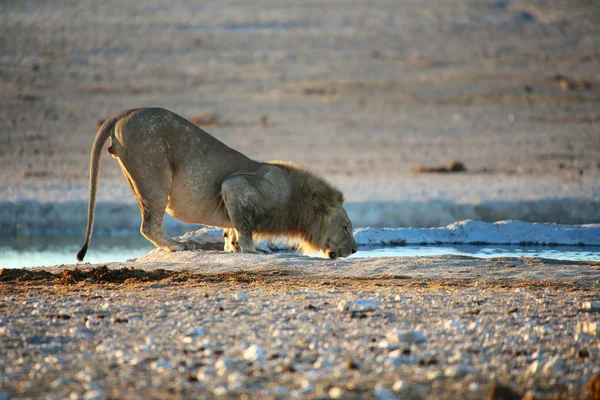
[76,108,357,261]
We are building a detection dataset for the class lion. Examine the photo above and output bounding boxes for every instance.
[76,108,357,261]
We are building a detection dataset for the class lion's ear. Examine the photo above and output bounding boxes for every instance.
[333,190,344,205]
[312,192,331,214]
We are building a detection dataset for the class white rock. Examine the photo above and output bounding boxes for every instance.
[469,382,480,392]
[299,380,313,394]
[213,386,228,396]
[375,386,397,400]
[151,360,173,371]
[51,378,70,389]
[337,299,378,312]
[377,339,398,350]
[386,329,426,344]
[196,367,215,382]
[227,371,246,384]
[145,337,157,346]
[526,360,542,376]
[522,334,537,342]
[444,364,473,378]
[542,356,565,375]
[467,322,481,332]
[328,387,343,399]
[580,301,600,311]
[582,321,600,335]
[83,390,105,400]
[215,358,234,373]
[534,325,551,335]
[185,328,206,336]
[235,292,249,301]
[392,380,406,392]
[243,344,265,362]
[443,319,466,331]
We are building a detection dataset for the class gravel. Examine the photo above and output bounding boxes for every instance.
[1,273,599,399]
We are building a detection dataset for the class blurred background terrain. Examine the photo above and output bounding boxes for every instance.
[1,0,599,237]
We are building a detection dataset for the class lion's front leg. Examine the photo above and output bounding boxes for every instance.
[223,228,242,253]
[220,175,265,254]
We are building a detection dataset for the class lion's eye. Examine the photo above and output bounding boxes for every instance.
[343,226,349,234]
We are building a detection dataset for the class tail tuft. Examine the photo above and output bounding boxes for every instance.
[76,245,88,262]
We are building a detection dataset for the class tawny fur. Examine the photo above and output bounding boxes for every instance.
[247,161,344,253]
[77,107,357,261]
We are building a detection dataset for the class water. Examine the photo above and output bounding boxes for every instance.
[0,237,153,269]
[2,239,599,269]
[351,245,600,262]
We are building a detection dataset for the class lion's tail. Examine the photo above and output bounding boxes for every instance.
[76,111,132,262]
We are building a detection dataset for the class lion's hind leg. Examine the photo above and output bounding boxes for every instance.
[119,159,197,253]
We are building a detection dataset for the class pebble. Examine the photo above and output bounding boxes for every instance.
[82,390,105,400]
[377,339,398,350]
[235,292,249,301]
[386,329,426,344]
[525,360,542,376]
[375,386,397,400]
[392,380,406,392]
[328,387,343,398]
[580,301,600,311]
[582,321,600,335]
[443,319,466,331]
[542,356,564,375]
[444,364,473,378]
[337,299,378,312]
[243,344,265,362]
[299,380,313,394]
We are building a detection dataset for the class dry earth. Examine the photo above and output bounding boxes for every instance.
[1,262,600,399]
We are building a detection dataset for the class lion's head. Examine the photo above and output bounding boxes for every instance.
[320,205,357,259]
[300,191,357,259]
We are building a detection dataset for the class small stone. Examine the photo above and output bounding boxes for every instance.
[235,292,249,301]
[542,356,564,375]
[377,339,398,350]
[386,329,426,344]
[328,387,343,399]
[582,321,600,335]
[213,386,228,396]
[83,390,105,400]
[374,386,397,400]
[443,319,466,331]
[444,364,473,378]
[522,334,537,342]
[185,328,206,336]
[525,360,542,376]
[299,380,313,394]
[243,345,265,362]
[337,299,378,313]
[579,301,600,311]
[215,358,234,373]
[227,371,246,384]
[392,380,406,392]
[51,378,70,389]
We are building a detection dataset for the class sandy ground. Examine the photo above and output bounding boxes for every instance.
[2,1,600,399]
[1,0,600,233]
[2,257,600,399]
